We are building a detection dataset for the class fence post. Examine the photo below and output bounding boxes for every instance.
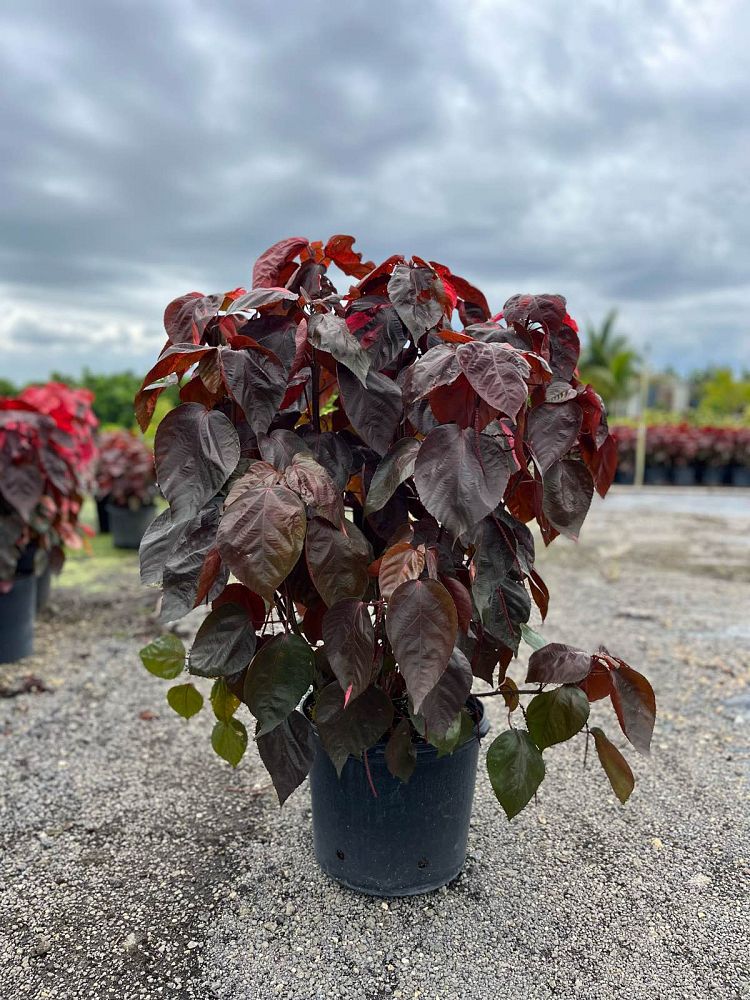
[634,358,649,487]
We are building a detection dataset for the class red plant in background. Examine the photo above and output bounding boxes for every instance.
[95,430,156,509]
[0,398,92,587]
[611,424,749,472]
[19,382,99,488]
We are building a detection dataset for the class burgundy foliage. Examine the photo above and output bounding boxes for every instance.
[1,385,98,587]
[95,430,157,508]
[137,236,657,817]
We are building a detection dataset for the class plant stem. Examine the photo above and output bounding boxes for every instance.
[475,687,544,698]
[363,749,378,798]
[311,348,321,433]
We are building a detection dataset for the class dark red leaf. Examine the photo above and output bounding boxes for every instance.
[527,401,583,474]
[212,583,266,629]
[252,238,309,288]
[322,599,376,703]
[216,485,306,600]
[526,643,592,684]
[154,404,240,524]
[414,425,518,539]
[337,364,402,456]
[439,575,473,633]
[387,264,447,338]
[384,718,417,782]
[256,710,316,805]
[456,341,530,418]
[324,235,375,279]
[385,578,458,711]
[304,516,371,608]
[378,542,426,601]
[316,683,394,775]
[542,459,594,540]
[610,663,656,754]
[420,647,473,738]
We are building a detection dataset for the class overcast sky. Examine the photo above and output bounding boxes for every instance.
[1,0,747,384]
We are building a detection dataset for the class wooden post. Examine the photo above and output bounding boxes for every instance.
[634,357,649,487]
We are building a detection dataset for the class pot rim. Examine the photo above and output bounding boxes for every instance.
[302,691,490,758]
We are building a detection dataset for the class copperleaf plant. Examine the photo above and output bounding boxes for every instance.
[137,235,654,818]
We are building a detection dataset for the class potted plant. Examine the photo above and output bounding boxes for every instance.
[696,426,731,486]
[16,382,99,608]
[0,399,90,660]
[95,430,158,548]
[730,428,750,487]
[611,425,635,484]
[136,236,656,896]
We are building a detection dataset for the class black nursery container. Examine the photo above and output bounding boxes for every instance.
[309,698,490,897]
[35,563,52,613]
[0,573,36,664]
[107,504,156,549]
[96,496,111,534]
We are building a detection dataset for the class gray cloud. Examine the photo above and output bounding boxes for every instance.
[1,0,748,384]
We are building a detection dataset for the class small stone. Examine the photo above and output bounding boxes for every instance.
[285,902,296,916]
[29,935,51,958]
[186,940,199,950]
[123,933,139,953]
[650,837,663,851]
[263,921,276,933]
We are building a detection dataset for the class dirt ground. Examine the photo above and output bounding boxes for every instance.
[1,488,748,1000]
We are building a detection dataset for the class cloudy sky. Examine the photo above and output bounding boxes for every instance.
[1,0,747,384]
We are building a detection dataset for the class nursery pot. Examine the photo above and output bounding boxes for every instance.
[701,465,727,487]
[731,465,750,488]
[107,503,156,549]
[308,697,490,897]
[96,496,111,534]
[672,464,697,487]
[0,573,36,664]
[644,463,670,485]
[35,562,52,613]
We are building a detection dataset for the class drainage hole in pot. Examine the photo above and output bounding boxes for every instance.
[336,850,345,860]
[417,858,428,869]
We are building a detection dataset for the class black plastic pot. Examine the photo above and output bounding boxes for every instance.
[308,697,490,897]
[0,574,36,663]
[108,504,157,549]
[35,563,52,613]
[701,465,727,487]
[672,464,697,487]
[644,464,671,485]
[96,497,111,534]
[731,465,750,487]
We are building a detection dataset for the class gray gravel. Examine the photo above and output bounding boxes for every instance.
[1,490,748,999]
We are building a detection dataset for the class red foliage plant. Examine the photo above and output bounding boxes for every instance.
[95,430,156,508]
[0,389,96,588]
[136,236,656,819]
[18,382,99,488]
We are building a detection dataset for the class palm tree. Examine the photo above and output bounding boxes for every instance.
[578,310,640,411]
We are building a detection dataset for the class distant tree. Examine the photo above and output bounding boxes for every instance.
[0,377,17,396]
[578,310,640,410]
[695,367,750,420]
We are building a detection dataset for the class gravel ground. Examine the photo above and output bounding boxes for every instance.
[1,489,748,1000]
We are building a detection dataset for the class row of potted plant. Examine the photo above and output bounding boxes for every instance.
[94,430,157,546]
[0,383,98,662]
[613,424,750,486]
[134,235,657,896]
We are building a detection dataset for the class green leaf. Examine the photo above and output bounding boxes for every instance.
[211,718,248,767]
[244,634,314,737]
[210,678,240,722]
[384,718,417,782]
[429,708,475,758]
[591,726,635,804]
[520,622,546,652]
[486,729,545,820]
[526,686,590,751]
[187,604,257,678]
[166,683,204,719]
[139,634,186,679]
